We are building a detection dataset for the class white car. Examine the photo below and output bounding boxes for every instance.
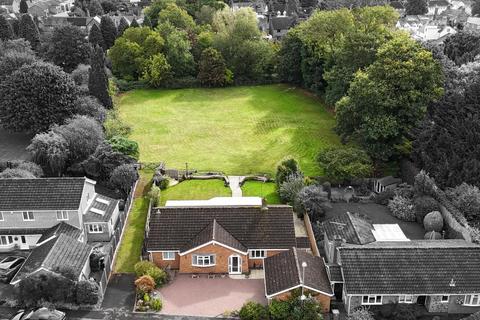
[10,308,66,320]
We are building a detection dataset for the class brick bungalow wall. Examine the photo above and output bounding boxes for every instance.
[179,243,249,274]
[272,289,331,313]
[151,252,180,269]
[248,250,285,269]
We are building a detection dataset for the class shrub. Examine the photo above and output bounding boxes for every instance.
[374,189,395,205]
[76,280,100,305]
[0,168,35,178]
[150,298,163,311]
[413,196,439,223]
[317,147,373,184]
[424,230,442,239]
[146,266,168,287]
[108,136,139,159]
[135,275,156,294]
[423,211,443,232]
[147,185,161,206]
[279,173,305,203]
[238,301,269,320]
[269,299,290,320]
[73,96,107,123]
[134,260,157,277]
[154,175,169,190]
[71,64,90,87]
[413,170,437,197]
[388,195,415,221]
[82,143,135,183]
[322,181,331,200]
[14,162,43,177]
[104,111,132,139]
[348,307,375,320]
[27,131,70,177]
[294,185,329,220]
[110,164,138,198]
[392,303,418,320]
[275,157,301,188]
[446,183,480,222]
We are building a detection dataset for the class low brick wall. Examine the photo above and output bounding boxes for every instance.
[304,214,320,257]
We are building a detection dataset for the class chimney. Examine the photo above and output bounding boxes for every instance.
[261,198,269,212]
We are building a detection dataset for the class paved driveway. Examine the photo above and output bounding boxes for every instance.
[101,274,136,312]
[158,274,267,317]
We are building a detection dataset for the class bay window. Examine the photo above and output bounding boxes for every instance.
[465,294,480,306]
[192,254,216,267]
[0,236,13,245]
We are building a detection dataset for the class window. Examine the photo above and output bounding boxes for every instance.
[399,295,413,303]
[192,254,216,267]
[162,251,176,260]
[56,210,68,220]
[22,211,34,221]
[249,250,266,258]
[0,236,12,245]
[88,224,103,233]
[465,295,480,306]
[441,296,449,303]
[362,295,382,305]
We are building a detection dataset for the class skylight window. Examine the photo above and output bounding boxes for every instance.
[96,198,110,205]
[90,208,105,215]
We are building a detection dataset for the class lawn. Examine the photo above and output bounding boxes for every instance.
[241,181,281,204]
[160,179,231,205]
[117,84,341,176]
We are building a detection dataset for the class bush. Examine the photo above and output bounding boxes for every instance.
[269,299,290,320]
[82,143,135,183]
[392,303,418,320]
[275,157,301,188]
[374,189,395,205]
[238,301,269,320]
[279,173,305,203]
[423,211,443,232]
[110,164,138,198]
[348,307,375,320]
[322,181,331,200]
[294,185,329,220]
[446,183,480,222]
[27,131,70,177]
[424,230,442,239]
[147,185,161,206]
[71,63,90,87]
[150,298,163,311]
[134,260,157,277]
[154,174,169,190]
[146,266,168,287]
[12,161,43,177]
[0,168,35,178]
[413,170,437,197]
[73,96,107,123]
[317,147,373,184]
[76,280,100,305]
[413,196,439,223]
[104,110,132,139]
[108,136,139,159]
[388,195,415,221]
[135,275,156,294]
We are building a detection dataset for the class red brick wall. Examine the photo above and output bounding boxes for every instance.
[248,250,285,268]
[179,243,249,274]
[272,289,331,313]
[151,252,180,269]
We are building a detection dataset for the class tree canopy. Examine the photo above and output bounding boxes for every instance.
[46,25,90,72]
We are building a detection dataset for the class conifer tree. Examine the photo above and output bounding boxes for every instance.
[117,17,129,37]
[0,15,14,41]
[18,14,40,50]
[100,15,117,50]
[88,45,112,108]
[19,0,28,13]
[142,15,152,28]
[88,24,104,49]
[130,18,139,28]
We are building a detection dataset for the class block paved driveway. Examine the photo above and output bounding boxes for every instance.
[158,274,267,317]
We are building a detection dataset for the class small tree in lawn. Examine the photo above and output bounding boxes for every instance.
[405,0,428,15]
[117,17,129,37]
[89,45,112,108]
[18,14,40,50]
[198,48,231,87]
[19,0,28,13]
[0,15,14,41]
[100,15,117,50]
[110,164,138,198]
[88,24,105,49]
[28,131,70,176]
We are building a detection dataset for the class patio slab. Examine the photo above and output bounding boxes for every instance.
[158,274,267,317]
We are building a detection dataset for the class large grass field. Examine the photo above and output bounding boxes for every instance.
[117,84,340,176]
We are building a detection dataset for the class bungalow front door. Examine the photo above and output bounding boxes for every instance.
[228,255,242,274]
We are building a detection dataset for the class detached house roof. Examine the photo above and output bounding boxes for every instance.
[317,212,375,245]
[0,178,88,211]
[11,233,92,284]
[339,240,480,295]
[146,206,296,252]
[264,248,333,298]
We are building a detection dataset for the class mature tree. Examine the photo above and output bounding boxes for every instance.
[46,25,90,72]
[53,115,104,163]
[275,157,301,188]
[286,0,300,17]
[18,14,40,50]
[110,164,138,198]
[130,18,139,27]
[195,5,216,25]
[89,45,112,108]
[143,0,176,27]
[0,50,37,82]
[0,15,14,41]
[158,3,195,31]
[100,15,117,50]
[88,0,104,16]
[141,53,171,87]
[159,23,195,77]
[88,24,105,49]
[405,0,428,15]
[82,143,135,182]
[335,33,443,160]
[74,95,107,122]
[197,48,229,87]
[317,146,373,183]
[473,0,480,16]
[19,0,28,13]
[117,17,129,37]
[278,31,304,85]
[279,173,305,203]
[27,131,70,176]
[143,15,152,28]
[444,31,480,66]
[101,0,117,12]
[0,62,77,133]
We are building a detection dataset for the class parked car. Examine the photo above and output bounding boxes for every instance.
[0,256,25,283]
[9,308,66,320]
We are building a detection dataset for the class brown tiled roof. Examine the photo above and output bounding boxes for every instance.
[84,194,118,223]
[146,206,296,251]
[11,233,92,284]
[339,240,480,295]
[327,264,343,283]
[317,212,375,245]
[296,237,310,249]
[264,248,333,297]
[181,219,247,253]
[37,222,82,243]
[0,178,86,211]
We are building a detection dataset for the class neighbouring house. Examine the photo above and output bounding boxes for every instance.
[0,177,119,251]
[269,15,295,40]
[338,240,480,315]
[373,176,402,193]
[144,204,297,275]
[10,233,93,285]
[465,17,480,32]
[27,0,73,16]
[428,0,450,15]
[264,247,334,312]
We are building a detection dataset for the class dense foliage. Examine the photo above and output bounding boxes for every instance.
[317,147,372,183]
[405,0,428,15]
[45,25,90,72]
[89,45,113,108]
[443,32,480,66]
[18,14,40,49]
[0,15,13,41]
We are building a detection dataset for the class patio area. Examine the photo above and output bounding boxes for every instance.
[157,274,267,317]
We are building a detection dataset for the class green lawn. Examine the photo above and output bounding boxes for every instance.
[241,181,281,204]
[117,84,341,176]
[113,197,150,273]
[160,179,231,205]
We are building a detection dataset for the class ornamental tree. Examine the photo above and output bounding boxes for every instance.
[19,0,28,13]
[89,45,112,108]
[46,25,90,72]
[0,62,77,133]
[27,131,70,176]
[100,15,117,50]
[88,24,105,49]
[18,14,40,50]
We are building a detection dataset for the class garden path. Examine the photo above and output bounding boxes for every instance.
[227,176,244,197]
